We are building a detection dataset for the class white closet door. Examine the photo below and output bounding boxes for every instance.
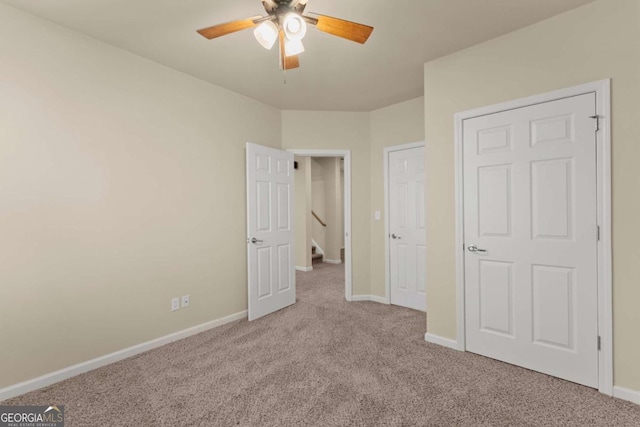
[463,94,599,387]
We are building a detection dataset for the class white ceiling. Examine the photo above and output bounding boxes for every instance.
[2,0,595,111]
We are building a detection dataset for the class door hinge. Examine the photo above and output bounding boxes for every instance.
[597,225,601,241]
[589,115,600,132]
[597,336,601,351]
[462,243,465,251]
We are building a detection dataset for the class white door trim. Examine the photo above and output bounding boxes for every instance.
[453,80,612,395]
[384,141,426,305]
[287,149,353,301]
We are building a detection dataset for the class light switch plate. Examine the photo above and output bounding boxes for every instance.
[374,210,381,221]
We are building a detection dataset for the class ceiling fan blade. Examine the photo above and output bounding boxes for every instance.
[311,13,373,44]
[197,16,262,40]
[279,31,300,70]
[283,53,300,70]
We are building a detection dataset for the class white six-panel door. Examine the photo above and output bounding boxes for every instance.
[389,146,427,312]
[246,143,295,321]
[463,94,599,387]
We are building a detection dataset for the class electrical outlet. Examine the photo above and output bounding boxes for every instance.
[181,295,190,308]
[171,297,180,312]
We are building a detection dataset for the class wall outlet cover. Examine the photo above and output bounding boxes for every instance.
[182,295,190,308]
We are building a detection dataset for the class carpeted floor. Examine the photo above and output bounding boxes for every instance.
[6,262,640,426]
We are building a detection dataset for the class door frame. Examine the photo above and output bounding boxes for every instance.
[452,80,612,395]
[287,149,353,301]
[384,141,426,305]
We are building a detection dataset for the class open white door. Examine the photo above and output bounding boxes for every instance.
[246,143,295,321]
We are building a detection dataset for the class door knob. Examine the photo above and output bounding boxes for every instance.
[250,237,264,244]
[391,234,402,240]
[467,244,486,253]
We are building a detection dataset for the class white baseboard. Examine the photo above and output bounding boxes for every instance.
[613,386,640,406]
[424,333,462,351]
[0,310,247,402]
[419,340,638,405]
[350,295,389,304]
[368,295,389,304]
[324,259,342,265]
[295,266,313,272]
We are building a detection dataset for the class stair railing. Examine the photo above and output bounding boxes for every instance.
[312,210,327,227]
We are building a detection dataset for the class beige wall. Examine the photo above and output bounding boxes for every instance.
[325,157,343,262]
[281,111,371,295]
[369,98,425,297]
[340,169,345,248]
[311,158,343,261]
[0,4,281,388]
[311,158,327,253]
[424,0,640,391]
[294,157,312,269]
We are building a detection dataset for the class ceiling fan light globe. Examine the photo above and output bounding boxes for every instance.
[283,13,307,40]
[253,20,278,50]
[287,18,301,33]
[284,38,304,57]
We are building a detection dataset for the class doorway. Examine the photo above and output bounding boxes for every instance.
[288,150,353,301]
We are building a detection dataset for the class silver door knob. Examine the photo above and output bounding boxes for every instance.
[250,237,264,244]
[391,234,402,240]
[467,244,486,253]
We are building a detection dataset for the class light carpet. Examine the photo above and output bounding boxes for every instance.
[5,262,640,426]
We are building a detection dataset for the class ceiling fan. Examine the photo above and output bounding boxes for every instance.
[197,0,374,70]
